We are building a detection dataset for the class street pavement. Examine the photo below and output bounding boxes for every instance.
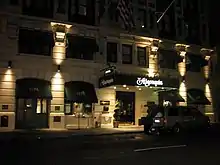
[1,126,220,165]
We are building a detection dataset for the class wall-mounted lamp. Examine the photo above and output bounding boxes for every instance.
[57,65,61,72]
[8,61,12,69]
[181,76,185,82]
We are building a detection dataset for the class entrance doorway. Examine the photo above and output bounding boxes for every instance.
[116,91,135,124]
[15,99,50,129]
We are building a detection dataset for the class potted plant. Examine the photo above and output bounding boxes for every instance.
[113,100,121,128]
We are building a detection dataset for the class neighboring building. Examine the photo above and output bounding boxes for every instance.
[0,0,215,130]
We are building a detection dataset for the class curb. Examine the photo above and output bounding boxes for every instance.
[0,131,144,141]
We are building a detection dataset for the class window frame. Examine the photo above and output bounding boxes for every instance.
[107,42,118,63]
[137,46,147,67]
[122,44,133,64]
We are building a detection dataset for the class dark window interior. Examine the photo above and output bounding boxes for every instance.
[10,0,19,5]
[168,107,179,116]
[68,0,95,26]
[122,44,132,64]
[137,46,147,67]
[18,29,54,56]
[107,42,118,63]
[158,49,178,69]
[66,34,98,60]
[22,0,54,18]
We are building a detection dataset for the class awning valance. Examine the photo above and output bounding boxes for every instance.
[65,81,98,103]
[99,73,180,89]
[16,78,52,99]
[160,90,185,102]
[187,88,210,105]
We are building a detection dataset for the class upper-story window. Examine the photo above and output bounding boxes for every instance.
[138,0,147,6]
[68,0,95,25]
[22,0,54,18]
[108,1,119,22]
[137,9,147,28]
[158,49,182,70]
[107,42,118,63]
[149,9,155,29]
[18,29,54,56]
[10,0,19,5]
[79,0,87,16]
[66,35,99,61]
[202,24,207,41]
[57,0,66,14]
[137,46,147,67]
[122,44,132,64]
[186,53,208,72]
[177,17,182,36]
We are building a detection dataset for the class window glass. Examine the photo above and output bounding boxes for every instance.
[36,99,41,114]
[107,42,118,63]
[137,46,147,66]
[122,44,132,64]
[65,103,71,114]
[168,107,179,116]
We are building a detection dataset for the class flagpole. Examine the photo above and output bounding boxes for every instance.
[156,0,176,23]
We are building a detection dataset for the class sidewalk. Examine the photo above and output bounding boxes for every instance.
[0,126,144,140]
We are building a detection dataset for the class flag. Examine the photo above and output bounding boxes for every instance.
[117,0,135,31]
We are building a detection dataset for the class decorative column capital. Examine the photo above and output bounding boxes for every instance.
[51,22,72,46]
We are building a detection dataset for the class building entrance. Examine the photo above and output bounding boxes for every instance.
[15,99,50,129]
[116,91,135,124]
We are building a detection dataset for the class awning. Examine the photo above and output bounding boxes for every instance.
[65,81,98,103]
[187,88,211,105]
[16,78,52,99]
[99,73,180,89]
[161,90,185,102]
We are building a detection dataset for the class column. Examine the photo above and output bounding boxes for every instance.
[50,22,72,129]
[176,44,187,106]
[0,65,16,130]
[202,51,213,120]
[149,40,159,77]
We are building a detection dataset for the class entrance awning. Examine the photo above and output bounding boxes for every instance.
[65,81,98,103]
[187,88,210,105]
[162,90,185,102]
[16,78,52,99]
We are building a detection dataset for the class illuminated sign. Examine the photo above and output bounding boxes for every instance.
[136,77,163,87]
[100,78,114,86]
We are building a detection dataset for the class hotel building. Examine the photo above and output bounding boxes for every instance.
[0,0,215,130]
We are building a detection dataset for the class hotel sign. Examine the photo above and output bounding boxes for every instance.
[136,77,163,87]
[100,78,114,87]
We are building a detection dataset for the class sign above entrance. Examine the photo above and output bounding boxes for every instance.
[136,77,163,87]
[98,73,179,89]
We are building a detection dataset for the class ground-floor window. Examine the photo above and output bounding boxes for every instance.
[64,102,93,116]
[16,98,50,129]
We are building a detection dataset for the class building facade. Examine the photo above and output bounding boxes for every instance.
[0,0,215,130]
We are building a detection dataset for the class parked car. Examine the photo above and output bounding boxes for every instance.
[144,105,210,135]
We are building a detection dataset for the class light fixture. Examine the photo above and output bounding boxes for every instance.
[113,86,116,89]
[57,65,61,72]
[141,25,145,28]
[123,85,126,88]
[8,61,12,69]
[126,87,129,90]
[138,88,142,91]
